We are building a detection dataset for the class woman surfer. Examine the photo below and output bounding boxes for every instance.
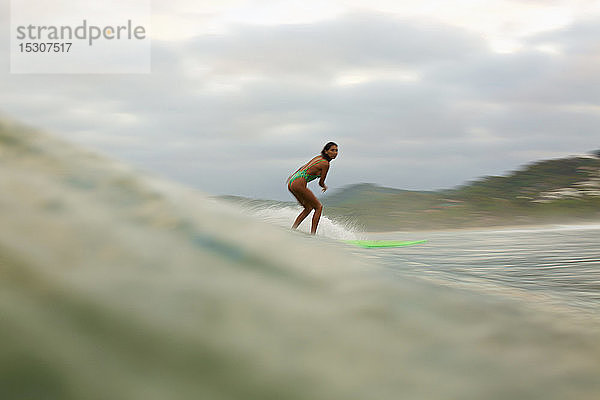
[286,142,338,234]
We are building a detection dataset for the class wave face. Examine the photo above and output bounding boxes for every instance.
[1,119,600,400]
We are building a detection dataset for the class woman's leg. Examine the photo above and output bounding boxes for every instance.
[310,202,323,234]
[290,184,322,234]
[292,207,312,229]
[289,181,323,234]
[289,184,313,229]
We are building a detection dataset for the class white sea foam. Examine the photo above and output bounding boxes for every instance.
[471,223,600,235]
[236,203,365,240]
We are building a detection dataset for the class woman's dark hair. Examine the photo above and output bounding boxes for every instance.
[321,142,338,161]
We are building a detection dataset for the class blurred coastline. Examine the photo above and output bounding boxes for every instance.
[221,150,600,232]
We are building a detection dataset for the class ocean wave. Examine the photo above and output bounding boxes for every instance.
[2,119,600,400]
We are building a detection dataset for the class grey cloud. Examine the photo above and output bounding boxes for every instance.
[1,10,599,199]
[187,13,485,78]
[530,18,600,56]
[426,20,600,106]
[483,105,600,141]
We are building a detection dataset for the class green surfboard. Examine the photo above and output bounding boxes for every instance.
[343,239,427,248]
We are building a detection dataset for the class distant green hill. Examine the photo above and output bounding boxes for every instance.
[322,155,600,231]
[218,154,600,231]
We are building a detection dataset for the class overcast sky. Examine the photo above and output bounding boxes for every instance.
[1,0,599,200]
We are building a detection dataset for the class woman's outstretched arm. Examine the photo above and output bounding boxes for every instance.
[318,162,330,192]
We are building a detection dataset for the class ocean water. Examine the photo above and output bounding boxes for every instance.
[2,123,600,400]
[369,225,600,314]
[240,201,600,315]
[240,202,600,316]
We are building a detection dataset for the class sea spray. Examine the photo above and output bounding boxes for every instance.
[233,202,365,240]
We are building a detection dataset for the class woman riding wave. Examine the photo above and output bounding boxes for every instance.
[287,142,338,234]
